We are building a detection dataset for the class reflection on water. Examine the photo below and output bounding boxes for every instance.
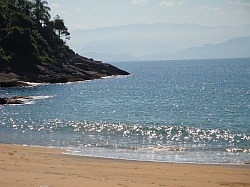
[0,58,249,164]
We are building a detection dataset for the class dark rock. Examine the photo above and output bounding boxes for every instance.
[0,52,129,87]
[0,81,32,87]
[0,97,8,104]
[6,99,24,104]
[0,96,32,105]
[7,96,32,104]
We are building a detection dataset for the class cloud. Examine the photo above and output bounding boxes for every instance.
[158,1,185,7]
[159,1,175,7]
[230,1,250,7]
[131,0,149,5]
[51,3,60,9]
[198,5,226,15]
[198,5,211,12]
[177,1,185,6]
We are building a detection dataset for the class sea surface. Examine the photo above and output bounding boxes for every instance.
[0,58,249,164]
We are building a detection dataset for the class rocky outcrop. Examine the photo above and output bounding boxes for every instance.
[0,96,32,105]
[0,51,129,87]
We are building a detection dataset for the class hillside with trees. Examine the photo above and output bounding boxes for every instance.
[0,0,129,87]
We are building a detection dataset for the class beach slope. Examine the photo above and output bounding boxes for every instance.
[0,144,249,187]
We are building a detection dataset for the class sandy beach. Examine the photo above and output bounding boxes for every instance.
[0,144,249,187]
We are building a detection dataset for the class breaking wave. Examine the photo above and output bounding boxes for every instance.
[2,119,249,153]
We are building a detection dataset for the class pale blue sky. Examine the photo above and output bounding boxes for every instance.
[49,0,250,30]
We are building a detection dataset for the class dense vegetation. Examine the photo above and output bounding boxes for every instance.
[0,0,71,66]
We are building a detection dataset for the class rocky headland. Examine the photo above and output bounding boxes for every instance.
[0,51,129,104]
[0,50,129,88]
[0,0,129,88]
[0,0,129,105]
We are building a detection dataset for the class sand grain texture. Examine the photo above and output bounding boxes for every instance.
[0,144,249,187]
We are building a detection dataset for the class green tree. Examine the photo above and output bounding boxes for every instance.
[0,0,11,63]
[32,0,50,26]
[0,0,71,66]
[52,15,70,40]
[6,0,32,16]
[0,0,8,29]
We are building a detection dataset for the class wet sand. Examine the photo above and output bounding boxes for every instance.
[0,144,249,187]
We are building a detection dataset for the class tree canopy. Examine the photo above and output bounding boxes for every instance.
[0,0,71,66]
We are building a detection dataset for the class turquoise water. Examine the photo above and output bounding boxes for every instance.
[0,58,249,164]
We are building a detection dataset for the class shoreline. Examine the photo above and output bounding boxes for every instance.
[64,154,250,166]
[0,143,249,187]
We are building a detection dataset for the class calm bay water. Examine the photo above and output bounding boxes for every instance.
[0,58,249,164]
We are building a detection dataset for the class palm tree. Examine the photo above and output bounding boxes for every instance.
[33,0,51,26]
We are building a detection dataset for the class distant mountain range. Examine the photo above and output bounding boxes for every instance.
[69,23,250,62]
[142,36,250,61]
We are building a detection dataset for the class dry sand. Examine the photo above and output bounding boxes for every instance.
[0,144,249,187]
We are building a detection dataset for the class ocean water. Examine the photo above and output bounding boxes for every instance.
[0,58,249,164]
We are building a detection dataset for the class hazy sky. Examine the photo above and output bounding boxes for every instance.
[49,0,250,30]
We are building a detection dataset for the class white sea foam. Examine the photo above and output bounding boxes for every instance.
[102,75,130,79]
[31,96,53,100]
[8,95,54,105]
[63,146,249,165]
[20,81,47,87]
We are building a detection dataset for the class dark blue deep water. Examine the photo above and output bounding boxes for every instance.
[0,58,249,164]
